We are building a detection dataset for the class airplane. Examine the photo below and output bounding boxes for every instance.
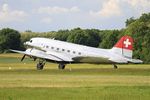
[10,35,143,70]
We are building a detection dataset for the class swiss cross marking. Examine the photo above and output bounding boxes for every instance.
[124,39,131,48]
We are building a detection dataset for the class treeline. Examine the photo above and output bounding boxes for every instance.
[0,13,150,63]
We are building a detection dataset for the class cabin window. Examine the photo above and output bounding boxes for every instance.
[62,49,65,51]
[30,40,32,43]
[73,51,76,54]
[67,50,70,53]
[78,52,81,55]
[57,48,59,50]
[46,46,49,48]
[51,47,54,49]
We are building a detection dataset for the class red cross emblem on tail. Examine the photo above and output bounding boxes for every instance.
[124,39,131,48]
[114,36,133,50]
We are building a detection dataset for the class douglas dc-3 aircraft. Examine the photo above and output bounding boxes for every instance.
[11,35,143,70]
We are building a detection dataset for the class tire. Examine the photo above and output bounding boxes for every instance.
[37,63,44,70]
[114,65,118,69]
[58,64,65,69]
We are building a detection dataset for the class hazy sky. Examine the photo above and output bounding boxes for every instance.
[0,0,150,32]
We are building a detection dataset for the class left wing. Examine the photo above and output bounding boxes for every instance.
[10,48,73,62]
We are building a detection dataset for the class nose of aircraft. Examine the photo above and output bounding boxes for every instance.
[24,41,30,45]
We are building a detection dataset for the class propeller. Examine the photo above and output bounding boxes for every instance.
[21,54,26,61]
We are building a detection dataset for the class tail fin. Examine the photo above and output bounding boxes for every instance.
[111,36,133,59]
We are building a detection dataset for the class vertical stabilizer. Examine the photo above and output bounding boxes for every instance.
[111,36,133,58]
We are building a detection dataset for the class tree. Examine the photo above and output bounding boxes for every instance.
[139,13,150,22]
[67,29,87,45]
[0,28,21,53]
[54,30,69,41]
[84,29,101,47]
[125,17,136,27]
[67,28,101,47]
[99,30,119,49]
[123,13,150,63]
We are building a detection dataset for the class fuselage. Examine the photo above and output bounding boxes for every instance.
[24,37,127,64]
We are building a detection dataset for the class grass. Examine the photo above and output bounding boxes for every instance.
[0,86,150,100]
[0,53,150,100]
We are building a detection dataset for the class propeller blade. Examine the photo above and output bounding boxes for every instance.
[21,54,26,61]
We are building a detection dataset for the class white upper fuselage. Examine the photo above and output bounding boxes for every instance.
[24,37,128,64]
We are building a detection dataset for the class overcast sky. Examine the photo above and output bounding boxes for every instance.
[0,0,150,32]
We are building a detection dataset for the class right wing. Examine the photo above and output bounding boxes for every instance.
[72,56,110,64]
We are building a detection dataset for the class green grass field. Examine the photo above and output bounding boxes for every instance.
[0,53,150,100]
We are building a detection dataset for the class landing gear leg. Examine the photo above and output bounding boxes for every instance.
[113,64,118,69]
[37,60,46,70]
[58,63,66,69]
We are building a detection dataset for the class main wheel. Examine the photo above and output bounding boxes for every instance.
[37,63,44,70]
[113,64,118,69]
[58,64,65,69]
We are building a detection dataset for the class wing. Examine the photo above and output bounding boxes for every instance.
[10,48,73,62]
[72,56,110,64]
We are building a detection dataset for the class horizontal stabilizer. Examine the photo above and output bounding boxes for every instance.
[10,49,26,54]
[127,58,143,64]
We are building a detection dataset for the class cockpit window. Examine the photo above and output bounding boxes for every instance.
[30,40,32,43]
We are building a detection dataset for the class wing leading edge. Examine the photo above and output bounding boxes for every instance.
[10,49,73,62]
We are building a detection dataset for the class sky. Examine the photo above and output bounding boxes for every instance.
[0,0,150,32]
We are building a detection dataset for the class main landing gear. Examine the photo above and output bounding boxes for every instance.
[37,60,46,70]
[58,63,66,69]
[113,64,118,69]
[36,60,66,70]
